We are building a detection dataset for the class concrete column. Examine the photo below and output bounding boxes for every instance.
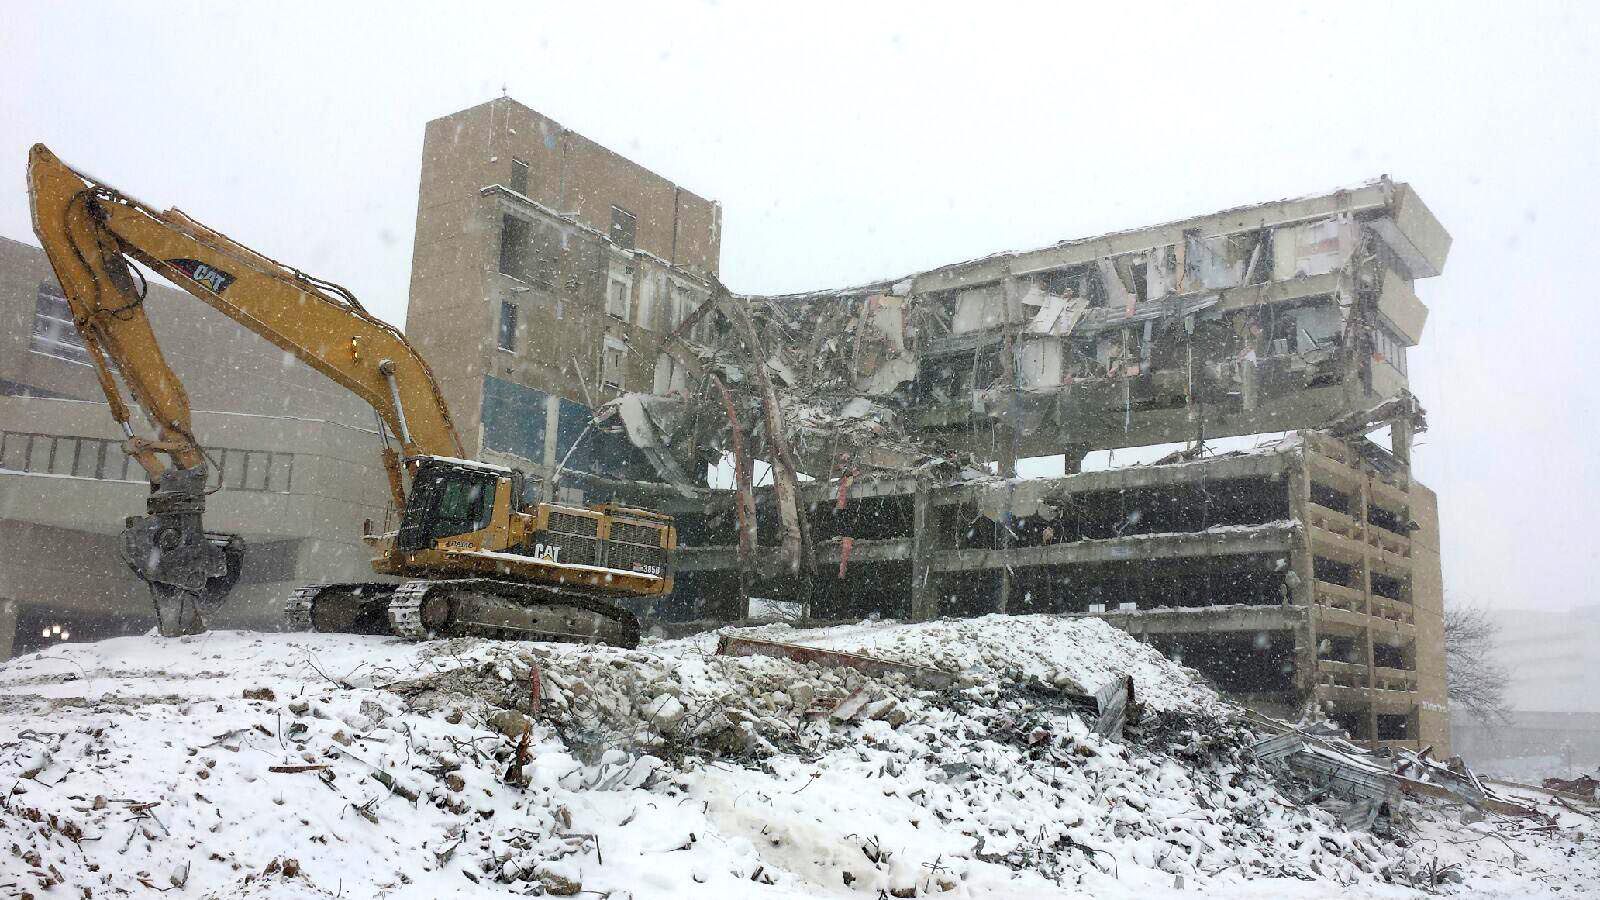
[1287,458,1321,713]
[910,481,939,622]
[541,394,562,498]
[0,599,16,661]
[1390,415,1414,469]
[995,276,1021,616]
[1292,621,1319,714]
[1358,468,1379,743]
[1061,446,1089,475]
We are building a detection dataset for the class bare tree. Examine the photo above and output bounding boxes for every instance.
[1444,599,1510,725]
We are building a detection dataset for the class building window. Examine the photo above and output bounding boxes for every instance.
[0,430,292,492]
[499,215,534,281]
[671,284,705,338]
[509,158,529,196]
[610,206,637,250]
[30,282,91,366]
[498,301,519,352]
[606,277,631,321]
[209,448,292,493]
[601,336,627,390]
[1374,324,1408,375]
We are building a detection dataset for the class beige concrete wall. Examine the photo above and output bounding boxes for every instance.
[483,99,721,274]
[411,99,719,273]
[0,393,392,651]
[1,237,373,425]
[1410,482,1450,753]
[407,98,719,470]
[408,109,499,457]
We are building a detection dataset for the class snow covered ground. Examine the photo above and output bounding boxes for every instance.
[2,616,1596,898]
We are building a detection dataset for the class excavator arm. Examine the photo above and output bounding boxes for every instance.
[27,144,464,634]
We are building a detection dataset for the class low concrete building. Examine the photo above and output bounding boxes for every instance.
[0,236,391,658]
[674,429,1448,750]
[1451,605,1600,772]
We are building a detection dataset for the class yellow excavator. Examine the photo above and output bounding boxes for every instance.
[27,144,672,647]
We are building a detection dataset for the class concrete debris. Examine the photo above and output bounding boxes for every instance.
[1088,674,1136,739]
[1252,716,1540,826]
[5,616,1595,898]
[1540,774,1600,802]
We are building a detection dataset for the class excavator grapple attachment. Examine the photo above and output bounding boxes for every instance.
[120,467,245,636]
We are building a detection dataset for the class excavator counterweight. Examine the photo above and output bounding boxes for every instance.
[26,144,672,646]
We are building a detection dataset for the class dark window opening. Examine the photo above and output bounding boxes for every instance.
[1129,260,1149,302]
[1376,713,1411,741]
[509,159,529,195]
[1368,503,1407,536]
[1374,642,1408,670]
[601,338,626,389]
[610,206,637,250]
[1330,708,1370,741]
[1313,556,1356,587]
[1370,572,1408,603]
[1319,634,1360,663]
[1147,631,1296,694]
[498,301,518,352]
[499,215,534,280]
[1310,482,1351,515]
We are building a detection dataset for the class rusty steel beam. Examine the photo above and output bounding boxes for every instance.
[715,634,955,690]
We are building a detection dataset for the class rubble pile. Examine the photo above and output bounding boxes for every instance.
[2,617,1597,898]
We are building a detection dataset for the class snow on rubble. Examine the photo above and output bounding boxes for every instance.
[1,615,1596,899]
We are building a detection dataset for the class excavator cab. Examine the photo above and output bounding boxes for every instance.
[396,459,499,552]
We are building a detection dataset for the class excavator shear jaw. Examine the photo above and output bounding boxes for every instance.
[119,466,245,636]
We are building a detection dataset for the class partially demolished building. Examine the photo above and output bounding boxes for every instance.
[409,97,1450,750]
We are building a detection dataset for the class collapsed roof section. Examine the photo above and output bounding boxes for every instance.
[608,176,1448,500]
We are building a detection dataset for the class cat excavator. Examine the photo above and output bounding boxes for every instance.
[26,144,672,647]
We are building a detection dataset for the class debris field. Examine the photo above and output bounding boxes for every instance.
[2,616,1596,898]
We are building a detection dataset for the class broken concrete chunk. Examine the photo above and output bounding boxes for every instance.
[488,710,531,739]
[537,868,581,896]
[359,699,390,724]
[875,699,910,727]
[829,687,874,722]
[242,687,275,701]
[1050,670,1087,694]
[789,683,816,709]
[647,695,686,729]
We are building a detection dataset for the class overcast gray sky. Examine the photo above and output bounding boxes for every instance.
[4,1,1597,613]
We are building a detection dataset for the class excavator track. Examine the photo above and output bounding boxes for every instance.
[284,582,401,636]
[285,578,640,648]
[283,584,320,632]
[384,581,433,640]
